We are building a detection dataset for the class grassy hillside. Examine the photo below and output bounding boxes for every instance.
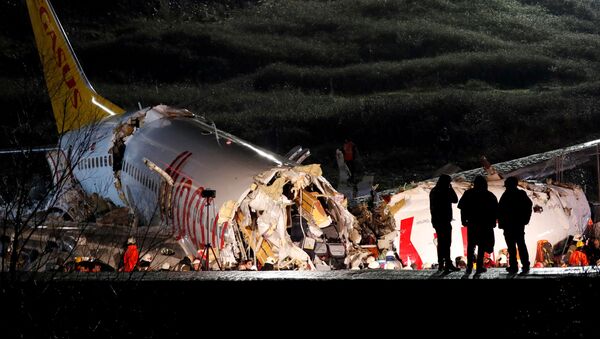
[2,0,600,188]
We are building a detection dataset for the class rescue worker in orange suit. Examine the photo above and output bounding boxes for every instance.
[123,237,139,272]
[429,174,460,273]
[458,175,498,275]
[569,241,589,266]
[342,139,356,181]
[498,176,533,274]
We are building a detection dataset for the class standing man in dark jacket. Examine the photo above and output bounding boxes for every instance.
[498,176,533,274]
[458,175,498,275]
[429,174,460,272]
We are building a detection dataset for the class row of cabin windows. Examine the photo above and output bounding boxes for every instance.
[77,155,112,170]
[122,159,160,194]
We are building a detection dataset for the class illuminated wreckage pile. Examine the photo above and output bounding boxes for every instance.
[214,164,363,270]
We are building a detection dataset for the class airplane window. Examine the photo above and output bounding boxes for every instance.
[103,156,106,167]
[109,155,112,166]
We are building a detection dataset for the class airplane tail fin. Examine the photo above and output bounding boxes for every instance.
[26,0,124,133]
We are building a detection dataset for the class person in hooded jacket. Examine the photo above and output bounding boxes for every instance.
[429,174,460,272]
[458,175,498,275]
[498,176,533,274]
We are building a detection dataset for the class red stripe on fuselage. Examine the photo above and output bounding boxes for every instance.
[165,151,192,230]
[175,178,192,238]
[461,226,468,257]
[399,217,423,269]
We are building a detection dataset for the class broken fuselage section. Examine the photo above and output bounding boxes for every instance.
[53,105,357,269]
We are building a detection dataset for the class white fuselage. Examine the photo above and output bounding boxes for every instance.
[62,107,293,249]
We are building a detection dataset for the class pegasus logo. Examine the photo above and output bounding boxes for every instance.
[38,3,81,109]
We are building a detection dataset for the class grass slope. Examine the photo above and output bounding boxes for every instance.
[2,0,600,188]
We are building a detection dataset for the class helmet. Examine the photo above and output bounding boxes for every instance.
[265,257,276,265]
[368,261,380,269]
[161,262,171,270]
[141,254,152,262]
[127,237,136,245]
[576,241,585,248]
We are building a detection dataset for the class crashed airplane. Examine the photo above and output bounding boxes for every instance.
[385,177,590,269]
[347,147,597,270]
[343,157,592,269]
[26,0,357,269]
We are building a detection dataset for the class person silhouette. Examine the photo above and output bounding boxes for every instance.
[429,174,460,273]
[498,176,533,274]
[458,175,498,275]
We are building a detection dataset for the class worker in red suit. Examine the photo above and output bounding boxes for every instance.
[123,237,139,272]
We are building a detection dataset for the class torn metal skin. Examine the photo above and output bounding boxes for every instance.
[217,164,358,270]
